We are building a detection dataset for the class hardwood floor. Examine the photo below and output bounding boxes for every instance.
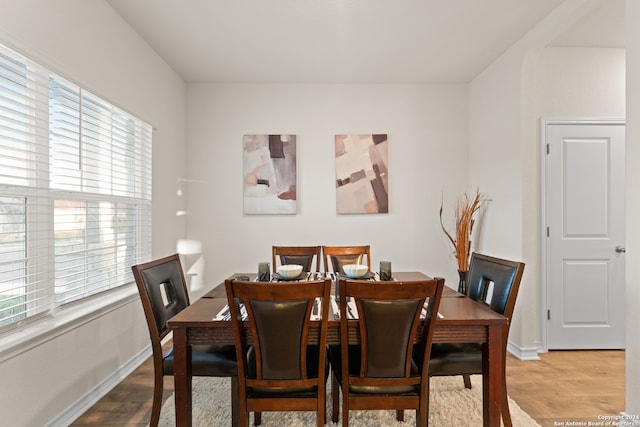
[70,353,165,426]
[71,349,625,426]
[507,350,625,427]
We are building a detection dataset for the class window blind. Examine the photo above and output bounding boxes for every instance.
[0,42,152,328]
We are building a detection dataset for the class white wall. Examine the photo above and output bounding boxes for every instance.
[184,83,469,297]
[0,1,186,425]
[469,42,534,358]
[468,2,640,414]
[528,47,625,353]
[625,0,640,415]
[532,48,625,117]
[468,0,614,360]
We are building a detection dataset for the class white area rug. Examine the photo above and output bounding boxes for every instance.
[159,375,540,426]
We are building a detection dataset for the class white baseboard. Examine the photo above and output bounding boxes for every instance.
[45,345,152,427]
[507,340,541,361]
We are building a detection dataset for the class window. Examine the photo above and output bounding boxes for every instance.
[0,42,152,328]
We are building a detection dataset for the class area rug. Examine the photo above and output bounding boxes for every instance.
[159,375,539,426]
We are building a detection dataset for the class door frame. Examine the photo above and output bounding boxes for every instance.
[539,117,625,352]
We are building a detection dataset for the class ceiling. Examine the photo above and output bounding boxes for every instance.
[107,0,624,84]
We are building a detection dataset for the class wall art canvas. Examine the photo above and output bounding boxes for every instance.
[335,134,388,214]
[243,134,297,215]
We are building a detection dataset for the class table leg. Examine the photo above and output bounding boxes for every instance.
[173,328,193,427]
[482,323,504,427]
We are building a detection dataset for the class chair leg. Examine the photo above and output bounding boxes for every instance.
[501,380,513,427]
[396,410,404,421]
[149,372,164,427]
[240,411,249,427]
[231,377,239,427]
[462,374,472,389]
[253,412,262,426]
[342,390,349,427]
[331,372,340,423]
[420,378,430,427]
[416,409,425,427]
[318,387,326,427]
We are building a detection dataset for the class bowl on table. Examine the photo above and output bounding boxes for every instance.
[277,264,304,279]
[342,264,368,278]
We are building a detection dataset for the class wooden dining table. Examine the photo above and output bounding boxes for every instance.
[167,272,508,427]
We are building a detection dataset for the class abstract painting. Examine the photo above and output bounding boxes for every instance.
[243,134,297,214]
[335,134,388,214]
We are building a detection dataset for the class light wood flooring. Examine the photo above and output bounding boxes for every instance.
[71,349,625,427]
[507,350,625,426]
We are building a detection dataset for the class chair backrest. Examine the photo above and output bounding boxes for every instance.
[338,277,444,383]
[132,254,190,345]
[272,245,322,273]
[225,279,331,384]
[465,252,525,324]
[322,245,371,274]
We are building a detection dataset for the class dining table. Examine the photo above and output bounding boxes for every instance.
[167,271,508,427]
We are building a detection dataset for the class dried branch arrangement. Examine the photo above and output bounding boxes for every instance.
[439,189,490,271]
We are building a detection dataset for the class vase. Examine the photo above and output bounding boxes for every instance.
[457,270,468,295]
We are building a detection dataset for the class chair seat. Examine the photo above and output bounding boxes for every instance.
[428,342,482,376]
[328,345,419,395]
[248,385,320,397]
[163,345,238,377]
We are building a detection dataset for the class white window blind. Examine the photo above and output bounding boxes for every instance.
[0,42,152,328]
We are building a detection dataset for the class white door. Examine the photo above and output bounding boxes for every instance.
[545,120,625,349]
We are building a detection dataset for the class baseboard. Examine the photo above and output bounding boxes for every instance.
[507,340,541,361]
[45,345,152,427]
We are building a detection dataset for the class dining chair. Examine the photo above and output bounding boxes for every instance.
[329,276,445,427]
[132,254,239,427]
[428,252,525,427]
[322,245,371,274]
[272,245,322,273]
[225,278,331,427]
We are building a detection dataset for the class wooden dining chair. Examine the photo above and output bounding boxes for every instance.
[225,278,331,427]
[428,252,525,427]
[272,245,322,273]
[322,245,371,274]
[329,276,445,427]
[132,254,239,427]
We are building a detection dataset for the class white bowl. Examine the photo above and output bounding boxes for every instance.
[342,264,368,278]
[277,264,303,279]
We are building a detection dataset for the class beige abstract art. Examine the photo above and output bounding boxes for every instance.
[243,134,297,215]
[335,134,388,214]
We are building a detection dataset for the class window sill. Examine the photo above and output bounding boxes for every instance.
[0,284,139,364]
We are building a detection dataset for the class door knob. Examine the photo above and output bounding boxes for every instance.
[615,246,626,253]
